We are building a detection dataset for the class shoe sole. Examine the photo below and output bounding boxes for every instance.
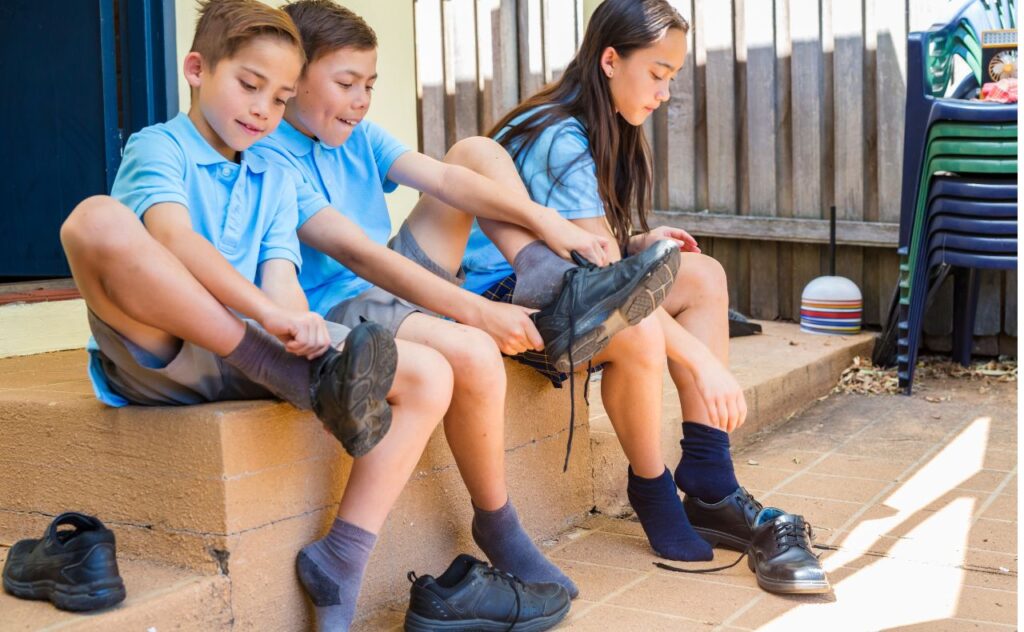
[693,526,750,552]
[746,549,831,595]
[324,322,398,458]
[548,244,680,373]
[753,573,831,595]
[403,599,571,632]
[3,575,126,612]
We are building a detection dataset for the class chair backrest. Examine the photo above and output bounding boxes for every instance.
[918,0,1008,97]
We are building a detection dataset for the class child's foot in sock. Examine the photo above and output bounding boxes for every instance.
[627,467,713,561]
[674,421,741,503]
[295,519,377,632]
[471,500,579,599]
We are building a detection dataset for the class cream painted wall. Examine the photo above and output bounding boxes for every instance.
[174,0,419,222]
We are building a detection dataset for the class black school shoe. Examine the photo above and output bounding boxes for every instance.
[532,240,680,373]
[404,554,570,632]
[683,487,765,551]
[2,512,126,612]
[309,320,398,457]
[747,509,830,594]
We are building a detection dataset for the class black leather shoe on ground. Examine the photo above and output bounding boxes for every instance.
[309,320,398,458]
[532,240,680,372]
[683,487,765,551]
[747,508,830,594]
[404,554,570,632]
[2,512,126,611]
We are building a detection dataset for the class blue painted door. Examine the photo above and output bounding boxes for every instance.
[0,0,121,277]
[0,0,177,278]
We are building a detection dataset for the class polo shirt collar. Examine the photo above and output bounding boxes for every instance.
[168,112,269,174]
[273,118,317,157]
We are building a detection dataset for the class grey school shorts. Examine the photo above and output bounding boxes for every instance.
[88,310,351,406]
[324,222,463,334]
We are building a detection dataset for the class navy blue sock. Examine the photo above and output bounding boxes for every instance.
[674,421,740,503]
[626,467,713,561]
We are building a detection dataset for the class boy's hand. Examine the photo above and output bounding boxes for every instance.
[692,355,747,433]
[471,300,544,356]
[259,307,333,359]
[536,214,614,266]
[630,226,701,256]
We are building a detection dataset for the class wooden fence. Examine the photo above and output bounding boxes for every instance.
[413,0,1017,356]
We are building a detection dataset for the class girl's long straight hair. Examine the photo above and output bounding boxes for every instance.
[487,0,688,252]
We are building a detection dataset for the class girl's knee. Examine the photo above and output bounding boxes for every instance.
[443,136,504,167]
[670,253,729,308]
[604,316,665,367]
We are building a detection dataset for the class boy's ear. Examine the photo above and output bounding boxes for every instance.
[183,51,205,89]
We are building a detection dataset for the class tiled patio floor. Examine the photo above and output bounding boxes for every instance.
[359,365,1017,630]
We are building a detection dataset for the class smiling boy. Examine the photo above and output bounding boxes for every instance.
[59,5,459,629]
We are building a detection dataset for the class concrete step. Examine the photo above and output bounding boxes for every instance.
[0,548,231,631]
[589,321,875,514]
[0,351,589,631]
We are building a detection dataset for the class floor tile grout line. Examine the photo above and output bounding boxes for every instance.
[824,413,985,546]
[575,600,740,625]
[565,571,651,623]
[970,465,1018,528]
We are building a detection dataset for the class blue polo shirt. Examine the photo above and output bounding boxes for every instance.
[461,111,606,294]
[253,118,409,315]
[88,112,302,406]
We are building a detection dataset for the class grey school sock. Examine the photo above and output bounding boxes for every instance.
[296,518,377,632]
[472,500,579,599]
[510,240,575,309]
[222,322,313,409]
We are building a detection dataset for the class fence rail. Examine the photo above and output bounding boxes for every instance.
[413,0,1016,354]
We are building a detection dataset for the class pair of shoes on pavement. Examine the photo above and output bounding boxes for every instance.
[683,488,831,594]
[312,241,680,460]
[3,513,126,612]
[404,554,570,631]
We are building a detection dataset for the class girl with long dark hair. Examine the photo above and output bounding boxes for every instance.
[463,0,786,563]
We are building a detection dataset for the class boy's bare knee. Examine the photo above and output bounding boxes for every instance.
[444,328,503,385]
[61,196,134,253]
[394,343,455,420]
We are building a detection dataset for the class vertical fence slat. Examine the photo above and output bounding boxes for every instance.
[774,0,793,218]
[655,0,697,212]
[703,0,737,212]
[693,0,710,210]
[831,0,864,221]
[820,0,835,214]
[541,0,576,82]
[476,0,518,133]
[446,0,479,143]
[924,274,954,337]
[743,0,776,217]
[778,243,794,320]
[415,0,447,159]
[743,1,779,319]
[518,0,545,98]
[789,0,823,219]
[875,0,907,223]
[862,0,880,222]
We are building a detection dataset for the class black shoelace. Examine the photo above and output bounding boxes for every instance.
[483,567,524,631]
[561,255,595,473]
[655,518,818,575]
